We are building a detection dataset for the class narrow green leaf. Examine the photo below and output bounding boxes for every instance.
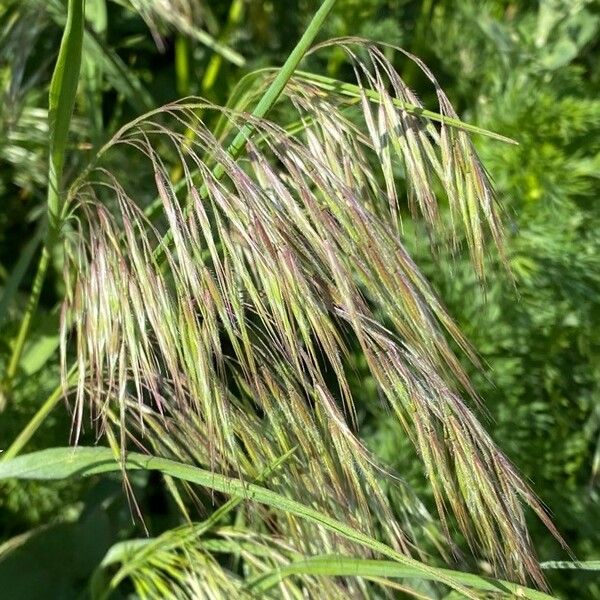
[47,0,153,114]
[90,447,297,599]
[0,446,492,599]
[248,555,557,599]
[295,71,519,145]
[152,0,338,261]
[48,0,85,227]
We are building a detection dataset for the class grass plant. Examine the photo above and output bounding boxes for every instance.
[1,1,586,598]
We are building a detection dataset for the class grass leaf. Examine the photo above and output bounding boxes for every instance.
[0,446,505,599]
[47,0,84,226]
[248,555,557,599]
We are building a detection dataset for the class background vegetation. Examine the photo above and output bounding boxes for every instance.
[0,0,598,598]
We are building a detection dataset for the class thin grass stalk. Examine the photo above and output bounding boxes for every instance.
[1,365,78,461]
[0,224,44,326]
[152,0,338,262]
[2,0,84,398]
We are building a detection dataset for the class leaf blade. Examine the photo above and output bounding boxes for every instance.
[0,446,513,600]
[248,555,557,600]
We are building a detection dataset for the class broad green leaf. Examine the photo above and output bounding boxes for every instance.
[20,334,59,375]
[17,308,60,375]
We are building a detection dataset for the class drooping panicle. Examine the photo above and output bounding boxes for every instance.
[60,40,564,588]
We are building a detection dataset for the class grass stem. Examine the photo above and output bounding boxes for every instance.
[1,248,51,405]
[1,0,84,400]
[2,365,77,460]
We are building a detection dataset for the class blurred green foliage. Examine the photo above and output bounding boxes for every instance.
[0,0,598,597]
